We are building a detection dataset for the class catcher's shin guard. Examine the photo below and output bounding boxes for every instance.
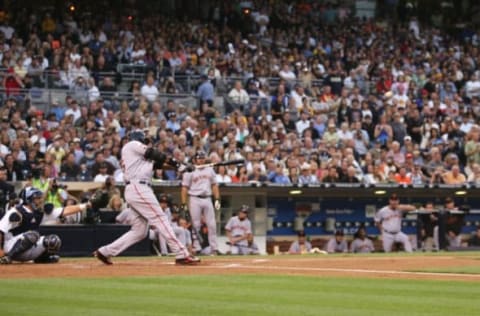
[7,231,40,259]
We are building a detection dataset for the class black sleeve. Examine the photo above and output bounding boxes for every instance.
[144,148,167,165]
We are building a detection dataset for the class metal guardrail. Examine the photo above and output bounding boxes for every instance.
[1,64,379,115]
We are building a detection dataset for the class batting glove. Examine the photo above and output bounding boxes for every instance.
[180,204,190,221]
[214,199,221,211]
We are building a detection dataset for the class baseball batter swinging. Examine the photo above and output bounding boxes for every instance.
[93,130,200,265]
[181,150,221,255]
[374,193,416,252]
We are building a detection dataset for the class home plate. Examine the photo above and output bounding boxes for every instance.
[222,263,243,268]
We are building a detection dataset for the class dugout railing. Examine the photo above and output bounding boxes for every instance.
[28,181,480,255]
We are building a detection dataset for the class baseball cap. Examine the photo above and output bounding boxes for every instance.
[389,193,399,201]
[239,205,250,213]
[335,230,344,236]
[158,194,169,204]
[404,135,412,142]
[195,150,206,159]
[445,197,454,204]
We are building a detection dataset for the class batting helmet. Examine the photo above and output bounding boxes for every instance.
[128,130,146,143]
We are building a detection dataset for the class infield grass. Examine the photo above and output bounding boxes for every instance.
[0,274,479,316]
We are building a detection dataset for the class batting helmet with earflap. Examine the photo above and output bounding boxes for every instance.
[128,130,146,144]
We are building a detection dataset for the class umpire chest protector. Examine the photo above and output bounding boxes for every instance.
[10,205,44,236]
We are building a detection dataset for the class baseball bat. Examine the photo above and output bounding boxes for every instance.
[195,159,245,169]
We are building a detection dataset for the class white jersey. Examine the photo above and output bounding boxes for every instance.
[40,207,65,225]
[182,167,217,196]
[374,206,403,233]
[350,237,375,253]
[225,216,252,246]
[325,238,348,253]
[121,141,153,182]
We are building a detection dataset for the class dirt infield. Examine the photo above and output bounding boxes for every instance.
[1,254,480,281]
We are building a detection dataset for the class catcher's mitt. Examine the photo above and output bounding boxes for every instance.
[89,190,110,209]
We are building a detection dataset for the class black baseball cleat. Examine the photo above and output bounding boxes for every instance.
[93,250,113,265]
[175,256,201,265]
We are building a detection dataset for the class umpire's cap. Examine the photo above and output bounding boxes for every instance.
[128,129,146,143]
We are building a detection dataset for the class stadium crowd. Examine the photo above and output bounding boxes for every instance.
[1,0,480,195]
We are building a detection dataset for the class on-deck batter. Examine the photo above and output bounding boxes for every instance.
[93,130,200,265]
[181,150,221,255]
[374,193,416,252]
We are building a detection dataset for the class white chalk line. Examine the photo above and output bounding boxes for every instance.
[203,262,480,279]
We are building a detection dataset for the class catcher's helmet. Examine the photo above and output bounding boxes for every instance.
[23,187,43,208]
[128,130,146,143]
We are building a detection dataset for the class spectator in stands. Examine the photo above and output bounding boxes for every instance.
[442,164,466,185]
[268,163,290,184]
[93,162,110,183]
[288,231,312,255]
[215,165,232,183]
[325,230,348,253]
[227,80,250,112]
[298,162,318,185]
[196,74,215,112]
[107,194,126,213]
[394,166,412,185]
[60,152,79,181]
[350,226,375,253]
[140,75,159,103]
[44,178,68,209]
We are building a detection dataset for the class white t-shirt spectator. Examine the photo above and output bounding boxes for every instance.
[465,78,480,99]
[141,83,159,102]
